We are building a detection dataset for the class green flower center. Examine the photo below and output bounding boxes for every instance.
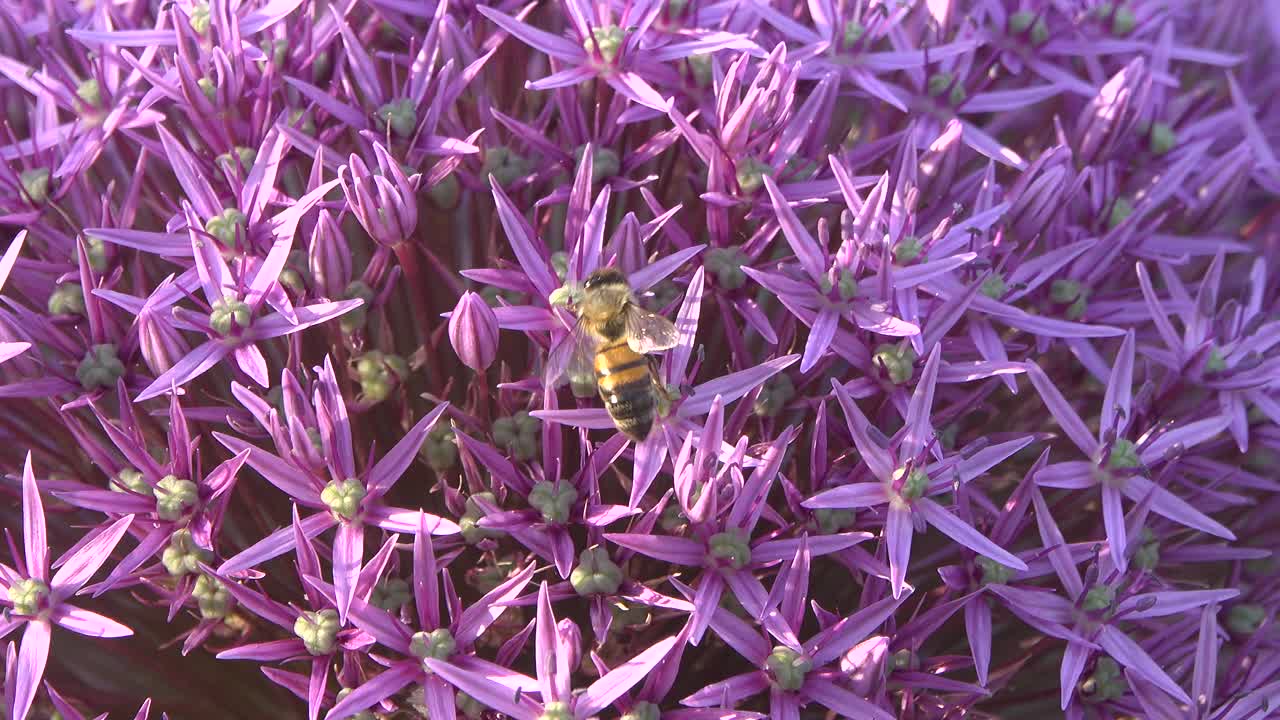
[1149,122,1177,156]
[376,98,417,138]
[976,556,1015,585]
[1226,603,1266,635]
[197,76,217,104]
[1205,346,1227,374]
[893,466,929,501]
[843,20,865,46]
[371,577,411,610]
[189,3,211,33]
[837,268,859,301]
[48,283,86,316]
[814,508,855,534]
[1107,439,1140,470]
[494,412,540,461]
[294,609,341,656]
[209,297,252,336]
[753,373,796,418]
[162,529,211,576]
[1107,197,1134,229]
[1110,5,1136,35]
[1082,584,1115,612]
[766,646,813,691]
[9,578,50,617]
[708,530,752,570]
[570,547,624,596]
[460,491,503,544]
[193,575,231,619]
[77,344,126,391]
[927,72,966,105]
[340,281,376,332]
[1080,657,1125,702]
[111,468,152,495]
[216,146,258,172]
[874,344,917,385]
[76,78,101,107]
[622,701,661,720]
[894,236,923,264]
[205,208,247,247]
[735,157,773,195]
[155,474,199,521]
[410,628,457,661]
[1008,11,1049,45]
[421,424,458,472]
[584,25,625,62]
[980,273,1007,299]
[21,167,51,204]
[572,145,621,184]
[321,478,366,522]
[483,146,531,186]
[353,351,408,405]
[704,246,751,290]
[528,481,578,525]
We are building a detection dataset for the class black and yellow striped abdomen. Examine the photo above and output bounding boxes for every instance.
[594,339,656,441]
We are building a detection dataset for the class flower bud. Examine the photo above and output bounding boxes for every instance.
[707,529,752,570]
[449,292,499,372]
[77,344,126,391]
[308,211,352,298]
[156,475,199,521]
[340,145,418,248]
[1074,58,1147,166]
[570,547,624,596]
[294,609,341,655]
[140,311,190,375]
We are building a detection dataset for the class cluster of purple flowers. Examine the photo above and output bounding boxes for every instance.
[0,0,1278,717]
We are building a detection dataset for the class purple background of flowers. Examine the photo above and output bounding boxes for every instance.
[0,0,1278,718]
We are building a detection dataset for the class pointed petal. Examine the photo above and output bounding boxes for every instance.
[576,635,678,717]
[21,453,47,581]
[915,498,1027,571]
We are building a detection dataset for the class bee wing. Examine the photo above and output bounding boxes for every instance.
[624,305,680,354]
[544,320,598,388]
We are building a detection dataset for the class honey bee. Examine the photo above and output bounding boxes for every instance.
[546,267,680,441]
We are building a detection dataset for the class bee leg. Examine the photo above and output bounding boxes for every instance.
[647,356,675,418]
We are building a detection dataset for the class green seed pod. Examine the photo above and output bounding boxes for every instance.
[735,157,773,195]
[340,281,377,332]
[205,208,247,248]
[976,556,1015,585]
[20,167,51,204]
[162,529,212,577]
[48,283,86,316]
[570,547,625,596]
[766,646,813,691]
[209,297,252,336]
[707,530,752,570]
[9,577,49,617]
[528,481,578,524]
[573,145,621,184]
[294,609,341,655]
[873,344,917,385]
[376,98,418,138]
[1082,584,1116,612]
[894,236,923,264]
[155,475,199,521]
[583,26,625,62]
[193,575,232,619]
[111,468,152,495]
[1107,439,1140,470]
[321,478,366,521]
[76,78,101,107]
[189,3,211,33]
[894,466,930,501]
[980,273,1007,300]
[409,628,456,660]
[77,344,126,391]
[370,577,412,610]
[705,246,751,290]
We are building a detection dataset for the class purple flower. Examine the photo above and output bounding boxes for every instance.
[0,454,135,720]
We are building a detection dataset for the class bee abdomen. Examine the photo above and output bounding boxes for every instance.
[595,342,656,441]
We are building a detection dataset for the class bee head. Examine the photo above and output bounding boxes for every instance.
[579,267,631,320]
